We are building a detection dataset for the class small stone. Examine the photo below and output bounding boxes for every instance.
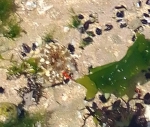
[120,23,127,28]
[144,93,150,104]
[63,27,70,33]
[45,61,50,64]
[143,13,149,17]
[84,20,92,31]
[0,87,4,93]
[67,43,75,54]
[99,94,107,103]
[115,5,127,10]
[137,1,142,7]
[104,24,113,31]
[32,43,37,51]
[40,58,45,63]
[116,11,124,18]
[141,19,148,24]
[95,28,102,35]
[21,51,27,57]
[132,35,136,42]
[22,43,31,53]
[78,14,84,19]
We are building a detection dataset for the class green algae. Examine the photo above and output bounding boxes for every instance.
[0,0,22,39]
[0,111,46,127]
[76,34,150,100]
[0,102,18,124]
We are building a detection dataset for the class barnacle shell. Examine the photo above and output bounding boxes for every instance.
[26,42,77,86]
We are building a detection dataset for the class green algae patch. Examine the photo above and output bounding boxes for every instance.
[0,111,46,127]
[76,34,150,99]
[0,102,18,124]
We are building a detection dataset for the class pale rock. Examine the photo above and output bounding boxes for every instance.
[63,27,70,33]
[25,1,37,11]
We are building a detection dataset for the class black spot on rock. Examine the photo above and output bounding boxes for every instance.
[83,21,90,31]
[104,24,113,31]
[141,19,148,24]
[99,94,107,103]
[145,73,150,79]
[32,43,37,51]
[22,43,31,53]
[21,52,27,57]
[143,13,149,17]
[78,14,84,19]
[95,28,102,35]
[115,5,127,10]
[132,35,136,42]
[0,87,4,93]
[144,92,150,104]
[67,43,75,54]
[116,11,124,18]
[120,23,127,28]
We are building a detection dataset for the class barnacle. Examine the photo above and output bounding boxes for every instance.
[33,43,77,85]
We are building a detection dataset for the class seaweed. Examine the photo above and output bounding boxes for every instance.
[76,34,150,100]
[0,111,46,127]
[0,0,17,22]
[3,21,22,39]
[68,8,82,29]
[0,0,23,39]
[7,58,42,78]
[43,30,55,43]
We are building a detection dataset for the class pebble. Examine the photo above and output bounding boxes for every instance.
[116,11,124,18]
[68,43,75,54]
[143,13,149,17]
[95,28,102,35]
[144,93,150,104]
[63,27,70,33]
[115,5,127,10]
[104,24,113,31]
[120,23,127,28]
[83,21,90,31]
[78,14,84,19]
[0,87,4,93]
[32,43,37,51]
[136,1,142,7]
[141,19,148,24]
[22,43,31,53]
[21,52,27,57]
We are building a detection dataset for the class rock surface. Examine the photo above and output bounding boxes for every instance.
[0,0,150,126]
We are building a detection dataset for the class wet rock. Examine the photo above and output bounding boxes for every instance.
[0,102,18,124]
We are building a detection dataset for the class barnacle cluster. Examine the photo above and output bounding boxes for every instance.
[12,42,77,87]
[31,42,77,85]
